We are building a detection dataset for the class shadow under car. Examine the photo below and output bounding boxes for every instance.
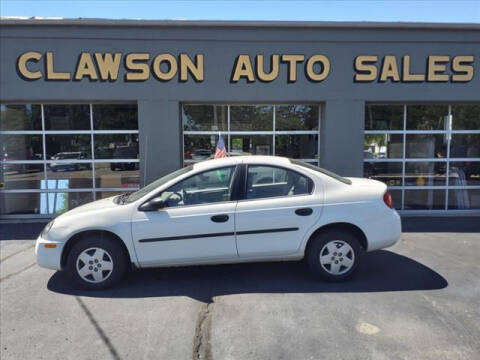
[47,250,448,303]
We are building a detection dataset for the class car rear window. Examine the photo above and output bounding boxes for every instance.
[290,159,352,185]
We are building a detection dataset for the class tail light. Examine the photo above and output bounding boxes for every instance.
[383,191,393,209]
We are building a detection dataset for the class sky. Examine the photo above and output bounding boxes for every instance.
[1,0,479,23]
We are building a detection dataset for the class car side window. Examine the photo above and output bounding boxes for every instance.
[246,165,312,200]
[160,166,236,207]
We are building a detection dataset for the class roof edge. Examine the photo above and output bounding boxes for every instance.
[1,18,480,30]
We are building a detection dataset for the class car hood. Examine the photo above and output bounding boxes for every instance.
[56,196,119,219]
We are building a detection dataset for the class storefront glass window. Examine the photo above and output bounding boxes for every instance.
[0,104,42,131]
[406,105,448,130]
[44,104,90,130]
[183,105,228,131]
[365,104,403,130]
[0,103,139,217]
[364,103,480,212]
[183,104,320,165]
[93,104,138,130]
[230,105,273,131]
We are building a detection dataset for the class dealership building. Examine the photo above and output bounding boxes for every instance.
[0,18,479,219]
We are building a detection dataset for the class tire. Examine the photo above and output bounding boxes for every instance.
[306,229,364,281]
[66,235,128,290]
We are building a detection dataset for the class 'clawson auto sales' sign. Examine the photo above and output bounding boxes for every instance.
[16,51,475,83]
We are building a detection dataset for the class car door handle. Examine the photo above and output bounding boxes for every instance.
[295,208,313,216]
[211,214,229,223]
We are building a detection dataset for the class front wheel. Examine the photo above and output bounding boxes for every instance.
[66,236,128,289]
[306,230,363,281]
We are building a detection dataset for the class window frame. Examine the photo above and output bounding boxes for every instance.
[0,102,140,218]
[182,103,321,166]
[364,103,480,213]
[239,163,315,202]
[140,164,241,210]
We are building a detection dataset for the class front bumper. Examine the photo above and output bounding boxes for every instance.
[35,235,64,270]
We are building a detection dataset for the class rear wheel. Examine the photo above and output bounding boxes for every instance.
[66,236,128,289]
[306,229,363,281]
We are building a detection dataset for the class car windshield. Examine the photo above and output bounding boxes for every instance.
[125,165,194,203]
[290,159,352,185]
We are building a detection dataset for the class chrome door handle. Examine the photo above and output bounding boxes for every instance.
[211,214,229,223]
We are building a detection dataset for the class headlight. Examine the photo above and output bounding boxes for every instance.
[41,219,55,236]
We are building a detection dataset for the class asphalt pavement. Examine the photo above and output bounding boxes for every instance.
[1,231,479,360]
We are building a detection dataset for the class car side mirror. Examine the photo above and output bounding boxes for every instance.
[139,197,165,211]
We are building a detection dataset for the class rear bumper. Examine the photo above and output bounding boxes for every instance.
[35,235,64,270]
[366,209,402,251]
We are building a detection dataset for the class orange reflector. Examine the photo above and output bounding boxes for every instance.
[44,244,57,249]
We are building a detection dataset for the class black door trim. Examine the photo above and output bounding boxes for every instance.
[138,226,299,243]
[139,231,235,243]
[236,227,299,236]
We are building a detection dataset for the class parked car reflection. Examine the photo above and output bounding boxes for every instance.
[49,152,90,172]
[110,146,139,171]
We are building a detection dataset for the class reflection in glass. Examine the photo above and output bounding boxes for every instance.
[2,164,44,190]
[406,134,447,158]
[183,105,228,131]
[46,135,91,159]
[46,166,93,189]
[404,162,446,186]
[448,189,480,209]
[246,165,311,199]
[451,104,480,130]
[0,104,42,130]
[184,135,215,161]
[0,192,92,215]
[0,134,43,160]
[47,192,93,214]
[44,104,90,130]
[404,190,445,210]
[95,134,139,159]
[230,135,272,155]
[365,105,403,130]
[95,163,140,188]
[275,135,318,159]
[450,135,480,158]
[160,167,235,207]
[275,105,319,131]
[406,105,448,130]
[449,162,480,186]
[389,190,402,210]
[93,104,138,130]
[364,134,403,159]
[230,105,273,131]
[363,162,403,186]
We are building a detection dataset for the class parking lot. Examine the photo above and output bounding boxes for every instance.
[1,225,479,360]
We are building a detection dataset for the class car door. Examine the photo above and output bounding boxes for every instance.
[131,165,239,266]
[235,164,321,258]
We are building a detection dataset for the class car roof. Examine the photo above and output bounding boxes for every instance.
[192,155,291,171]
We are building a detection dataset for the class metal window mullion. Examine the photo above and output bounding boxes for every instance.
[90,104,96,200]
[40,104,49,214]
[401,104,406,210]
[317,105,321,166]
[445,105,452,210]
[227,105,231,153]
[272,105,276,156]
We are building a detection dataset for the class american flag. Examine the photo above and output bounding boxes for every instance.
[214,134,227,158]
